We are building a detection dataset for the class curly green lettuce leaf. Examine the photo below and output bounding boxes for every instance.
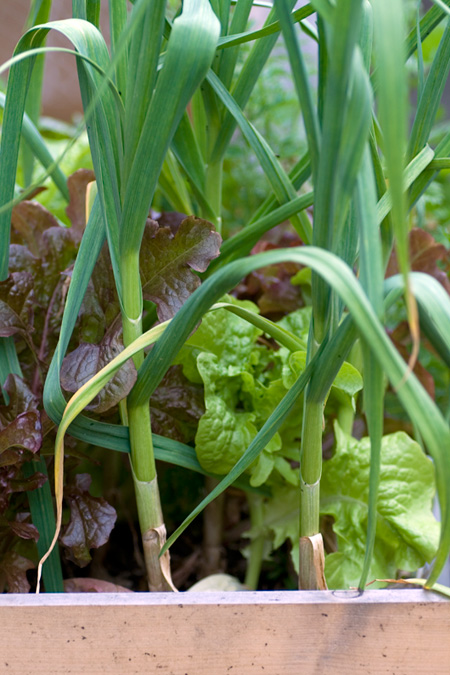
[194,396,258,475]
[245,484,300,571]
[176,295,262,383]
[282,349,363,402]
[321,424,440,589]
[193,343,293,484]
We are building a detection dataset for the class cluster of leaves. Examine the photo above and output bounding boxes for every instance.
[233,228,308,319]
[384,227,450,426]
[0,171,122,589]
[245,423,439,589]
[0,376,43,592]
[0,156,223,588]
[2,0,450,596]
[221,36,308,236]
[5,183,444,590]
[171,289,440,588]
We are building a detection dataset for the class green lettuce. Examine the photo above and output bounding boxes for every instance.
[321,424,440,589]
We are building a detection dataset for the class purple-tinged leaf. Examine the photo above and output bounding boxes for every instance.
[0,468,47,514]
[65,169,96,238]
[386,228,450,294]
[0,272,35,340]
[10,519,39,542]
[77,246,120,343]
[140,216,221,321]
[39,227,78,295]
[8,244,41,278]
[64,577,133,593]
[11,200,60,257]
[0,551,34,593]
[155,211,187,233]
[60,330,136,413]
[234,238,305,318]
[0,377,45,511]
[0,375,39,422]
[11,200,78,309]
[150,366,205,443]
[0,412,42,465]
[60,473,117,568]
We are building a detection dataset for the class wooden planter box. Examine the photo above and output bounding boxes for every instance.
[1,589,448,673]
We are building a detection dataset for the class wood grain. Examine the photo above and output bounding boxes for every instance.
[0,589,448,674]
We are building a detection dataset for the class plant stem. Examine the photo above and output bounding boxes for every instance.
[121,253,175,591]
[201,476,225,576]
[299,397,325,588]
[132,468,176,592]
[337,403,355,437]
[204,157,223,234]
[244,494,265,590]
[300,399,323,535]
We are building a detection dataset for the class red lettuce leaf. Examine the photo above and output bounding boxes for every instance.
[233,234,305,318]
[11,200,61,256]
[140,216,221,321]
[64,577,133,593]
[60,473,117,567]
[0,550,34,593]
[60,329,136,413]
[0,374,40,422]
[11,200,78,306]
[386,227,450,293]
[0,467,47,514]
[65,169,96,237]
[0,272,35,340]
[76,245,121,344]
[9,200,79,375]
[0,375,42,465]
[9,518,39,542]
[150,365,205,443]
[0,413,42,466]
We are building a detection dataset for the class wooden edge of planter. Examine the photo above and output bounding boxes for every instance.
[1,589,449,674]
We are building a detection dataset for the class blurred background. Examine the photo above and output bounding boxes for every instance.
[0,1,270,120]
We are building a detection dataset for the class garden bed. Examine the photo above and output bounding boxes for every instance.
[1,589,449,674]
[2,0,450,614]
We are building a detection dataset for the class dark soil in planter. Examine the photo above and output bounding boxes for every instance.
[27,461,298,593]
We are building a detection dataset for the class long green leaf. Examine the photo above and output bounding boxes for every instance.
[408,18,450,161]
[207,69,312,243]
[122,0,166,186]
[217,0,253,89]
[311,0,364,342]
[355,146,385,590]
[405,0,450,59]
[376,144,434,225]
[0,91,68,200]
[212,0,297,162]
[275,0,320,180]
[372,0,411,325]
[23,458,64,593]
[217,5,315,51]
[209,190,314,270]
[119,0,220,257]
[22,0,52,188]
[0,19,121,286]
[109,0,129,104]
[127,247,450,583]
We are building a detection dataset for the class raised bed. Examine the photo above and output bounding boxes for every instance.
[1,589,449,674]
